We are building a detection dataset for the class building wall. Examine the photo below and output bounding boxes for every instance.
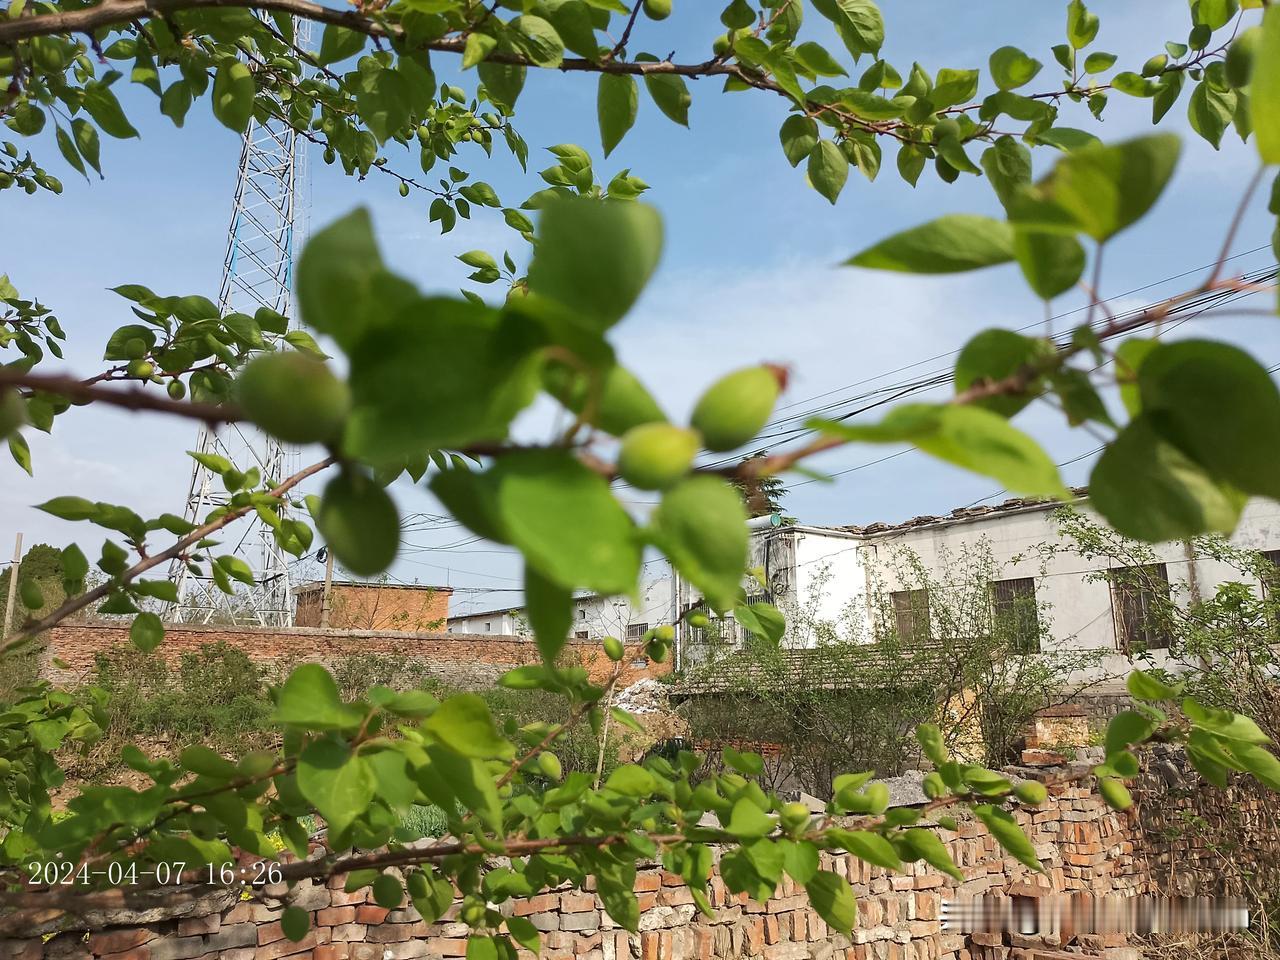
[39,623,668,690]
[855,497,1280,671]
[448,577,676,643]
[295,584,451,631]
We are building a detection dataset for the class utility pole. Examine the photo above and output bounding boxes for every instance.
[320,548,334,628]
[3,532,22,640]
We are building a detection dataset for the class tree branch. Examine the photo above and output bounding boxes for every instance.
[0,368,243,425]
[0,456,335,655]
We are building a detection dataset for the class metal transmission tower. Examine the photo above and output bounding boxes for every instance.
[170,22,311,626]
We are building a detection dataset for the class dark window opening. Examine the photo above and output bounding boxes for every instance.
[890,589,931,645]
[991,577,1040,654]
[1110,564,1171,653]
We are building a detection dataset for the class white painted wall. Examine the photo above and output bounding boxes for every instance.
[788,529,868,648]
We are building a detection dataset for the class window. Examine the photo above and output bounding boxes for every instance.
[626,622,649,639]
[578,608,586,620]
[574,630,589,640]
[991,578,1040,654]
[890,589,930,645]
[484,621,491,633]
[1260,550,1280,594]
[1110,564,1171,653]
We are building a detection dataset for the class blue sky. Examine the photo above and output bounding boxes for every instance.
[2,1,1276,613]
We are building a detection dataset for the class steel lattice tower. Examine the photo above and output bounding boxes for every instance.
[169,23,310,626]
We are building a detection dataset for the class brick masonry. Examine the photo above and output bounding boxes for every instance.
[39,622,670,690]
[293,583,452,632]
[6,747,1274,960]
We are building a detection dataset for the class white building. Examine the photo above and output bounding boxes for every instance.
[809,493,1280,678]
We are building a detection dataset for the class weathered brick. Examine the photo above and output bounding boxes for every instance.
[355,904,391,924]
[316,906,357,926]
[89,929,156,954]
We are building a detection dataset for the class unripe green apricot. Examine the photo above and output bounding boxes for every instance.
[19,579,43,610]
[686,610,710,629]
[646,637,668,662]
[1225,28,1258,89]
[603,635,625,661]
[933,117,961,141]
[167,379,186,400]
[317,470,400,576]
[617,423,699,490]
[126,359,154,379]
[712,34,731,55]
[537,751,563,781]
[779,802,811,834]
[542,362,668,437]
[399,182,410,197]
[236,352,351,445]
[123,337,148,360]
[1013,780,1047,806]
[690,365,786,452]
[654,624,674,643]
[643,0,672,20]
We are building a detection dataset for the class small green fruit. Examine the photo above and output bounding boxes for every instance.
[167,379,186,400]
[617,423,699,491]
[645,637,668,662]
[317,470,400,576]
[1014,780,1048,806]
[690,365,786,452]
[712,34,731,56]
[19,579,43,610]
[603,636,625,661]
[0,389,26,438]
[399,182,410,197]
[779,802,811,834]
[654,624,674,643]
[123,337,149,360]
[1098,776,1132,811]
[236,352,351,445]
[537,751,563,781]
[126,359,154,379]
[1225,28,1258,88]
[643,0,672,20]
[933,117,962,141]
[685,610,709,629]
[542,362,668,437]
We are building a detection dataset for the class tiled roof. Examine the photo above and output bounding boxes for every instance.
[833,488,1089,537]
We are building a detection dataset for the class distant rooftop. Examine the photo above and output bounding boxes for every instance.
[832,487,1089,538]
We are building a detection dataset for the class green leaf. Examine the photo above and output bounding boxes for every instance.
[733,601,785,645]
[1105,711,1156,758]
[513,15,565,67]
[598,73,638,157]
[1139,339,1280,501]
[781,840,819,884]
[55,124,87,179]
[1127,669,1179,701]
[974,804,1041,871]
[726,798,775,838]
[273,663,365,730]
[1089,414,1245,541]
[804,871,857,937]
[1066,0,1100,49]
[1083,51,1117,73]
[1253,7,1280,162]
[1010,134,1182,242]
[355,66,411,144]
[953,328,1052,417]
[811,0,884,60]
[317,24,366,65]
[129,612,164,653]
[779,115,820,167]
[527,197,663,331]
[505,915,540,954]
[605,764,656,797]
[463,32,498,69]
[794,42,848,77]
[1188,81,1237,149]
[212,59,255,133]
[1227,741,1280,791]
[644,74,691,126]
[650,475,748,613]
[989,47,1042,90]
[899,829,963,881]
[38,496,99,521]
[830,829,901,870]
[846,215,1014,274]
[82,81,139,139]
[1013,229,1086,300]
[479,60,526,110]
[425,693,514,759]
[931,68,979,108]
[525,564,572,666]
[807,140,849,204]
[981,136,1032,212]
[372,873,404,908]
[71,119,102,174]
[281,906,310,942]
[297,209,401,353]
[297,738,374,833]
[817,404,1068,498]
[489,449,640,594]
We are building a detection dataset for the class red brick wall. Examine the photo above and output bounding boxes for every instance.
[294,584,451,631]
[40,622,670,689]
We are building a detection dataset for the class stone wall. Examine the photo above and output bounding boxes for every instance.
[10,748,1277,960]
[40,623,669,690]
